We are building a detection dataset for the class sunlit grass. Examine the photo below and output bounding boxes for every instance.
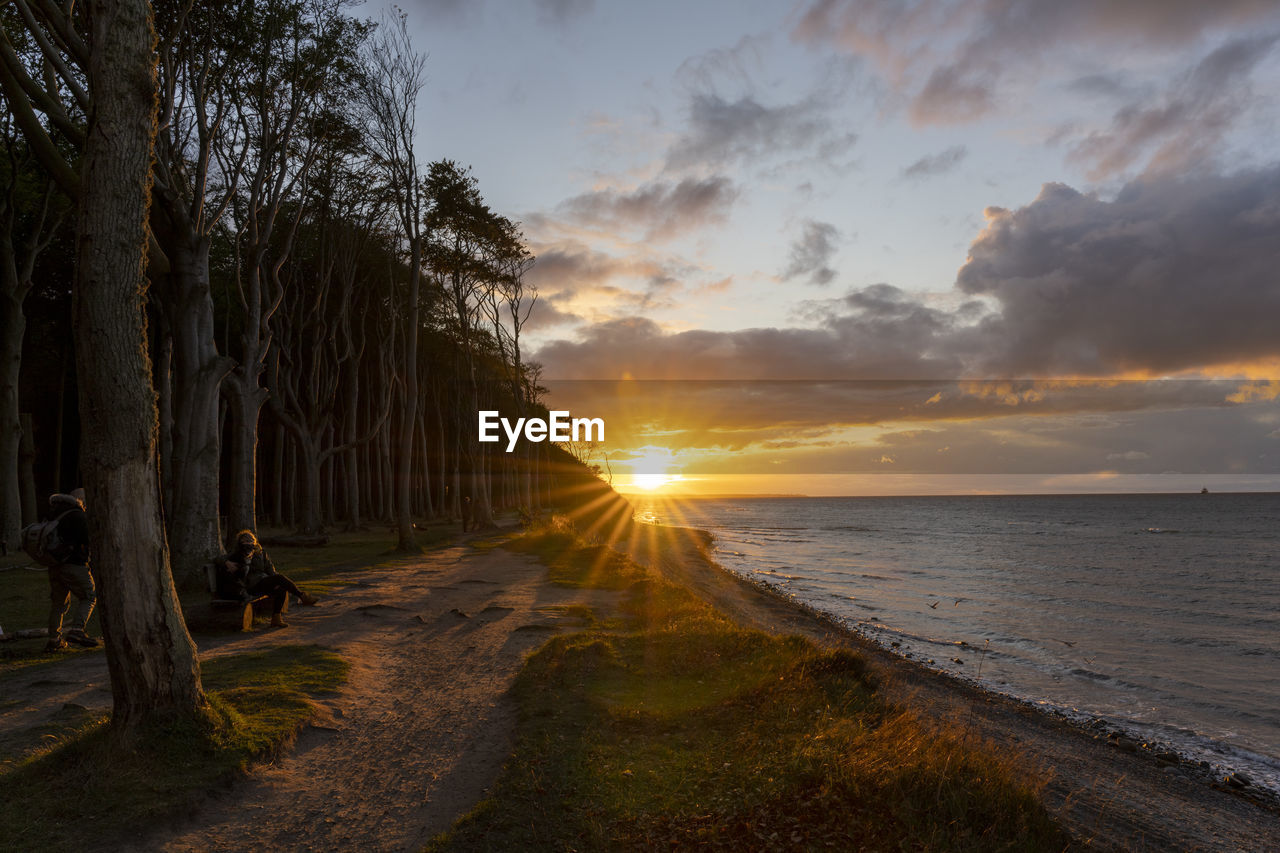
[504,517,644,590]
[433,524,1071,852]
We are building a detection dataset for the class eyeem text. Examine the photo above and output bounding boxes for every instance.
[478,410,605,452]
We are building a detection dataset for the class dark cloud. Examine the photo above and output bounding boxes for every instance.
[781,220,842,286]
[557,176,739,241]
[536,378,1278,476]
[956,167,1280,375]
[531,285,965,381]
[522,296,582,332]
[665,93,857,172]
[901,145,968,180]
[525,246,632,298]
[536,166,1280,380]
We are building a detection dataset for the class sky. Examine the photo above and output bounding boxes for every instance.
[389,0,1280,494]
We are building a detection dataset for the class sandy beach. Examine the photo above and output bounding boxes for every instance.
[4,522,1277,851]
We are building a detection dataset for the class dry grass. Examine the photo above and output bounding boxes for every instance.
[432,524,1073,851]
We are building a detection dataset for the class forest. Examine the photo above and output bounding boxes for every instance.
[0,0,616,728]
[0,0,571,581]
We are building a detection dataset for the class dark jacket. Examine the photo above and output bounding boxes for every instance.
[55,509,91,566]
[215,548,277,598]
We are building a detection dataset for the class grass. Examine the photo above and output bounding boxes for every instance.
[0,562,104,678]
[1,527,443,668]
[503,517,645,591]
[249,526,456,597]
[0,644,347,853]
[432,521,1073,852]
[0,518,449,849]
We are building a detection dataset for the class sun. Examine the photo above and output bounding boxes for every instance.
[619,446,683,492]
[631,472,675,491]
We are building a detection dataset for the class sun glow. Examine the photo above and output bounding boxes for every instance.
[617,446,685,493]
[631,472,676,490]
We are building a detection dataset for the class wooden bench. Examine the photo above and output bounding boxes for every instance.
[182,562,288,632]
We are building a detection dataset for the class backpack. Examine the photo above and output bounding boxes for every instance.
[21,511,74,568]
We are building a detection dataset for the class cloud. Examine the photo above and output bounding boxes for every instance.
[535,378,1280,477]
[1106,450,1151,461]
[1068,35,1279,179]
[522,296,582,332]
[556,176,739,241]
[408,0,477,24]
[532,0,593,25]
[665,93,857,172]
[791,0,1280,168]
[537,165,1280,381]
[902,145,968,180]
[956,167,1280,375]
[523,243,693,314]
[532,284,967,381]
[780,219,842,286]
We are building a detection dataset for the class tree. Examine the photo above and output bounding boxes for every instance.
[221,0,369,541]
[362,9,428,550]
[0,0,232,584]
[75,0,204,730]
[0,103,66,550]
[425,159,510,528]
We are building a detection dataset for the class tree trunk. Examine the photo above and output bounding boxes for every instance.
[224,373,268,540]
[158,237,233,582]
[343,379,362,529]
[466,379,494,527]
[76,0,203,730]
[299,442,322,535]
[418,415,433,518]
[380,413,392,522]
[0,280,23,549]
[323,425,335,527]
[52,343,68,490]
[155,324,174,523]
[18,413,36,527]
[285,429,297,527]
[395,259,420,549]
[435,401,447,519]
[272,423,285,527]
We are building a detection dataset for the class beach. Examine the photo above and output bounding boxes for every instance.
[619,520,1280,850]
[3,520,1277,850]
[631,493,1280,798]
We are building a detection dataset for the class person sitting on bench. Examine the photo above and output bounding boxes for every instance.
[217,530,318,628]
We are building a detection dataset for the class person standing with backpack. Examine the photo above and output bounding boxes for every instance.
[44,491,98,651]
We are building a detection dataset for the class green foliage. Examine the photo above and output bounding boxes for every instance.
[433,531,1072,852]
[0,645,347,853]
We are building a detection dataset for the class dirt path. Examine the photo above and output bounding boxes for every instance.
[140,540,614,853]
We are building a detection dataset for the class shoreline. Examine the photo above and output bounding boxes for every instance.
[714,552,1280,807]
[624,520,1280,850]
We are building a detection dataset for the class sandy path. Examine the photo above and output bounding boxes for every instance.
[140,541,611,853]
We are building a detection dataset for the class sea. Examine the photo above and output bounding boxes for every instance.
[630,492,1280,794]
